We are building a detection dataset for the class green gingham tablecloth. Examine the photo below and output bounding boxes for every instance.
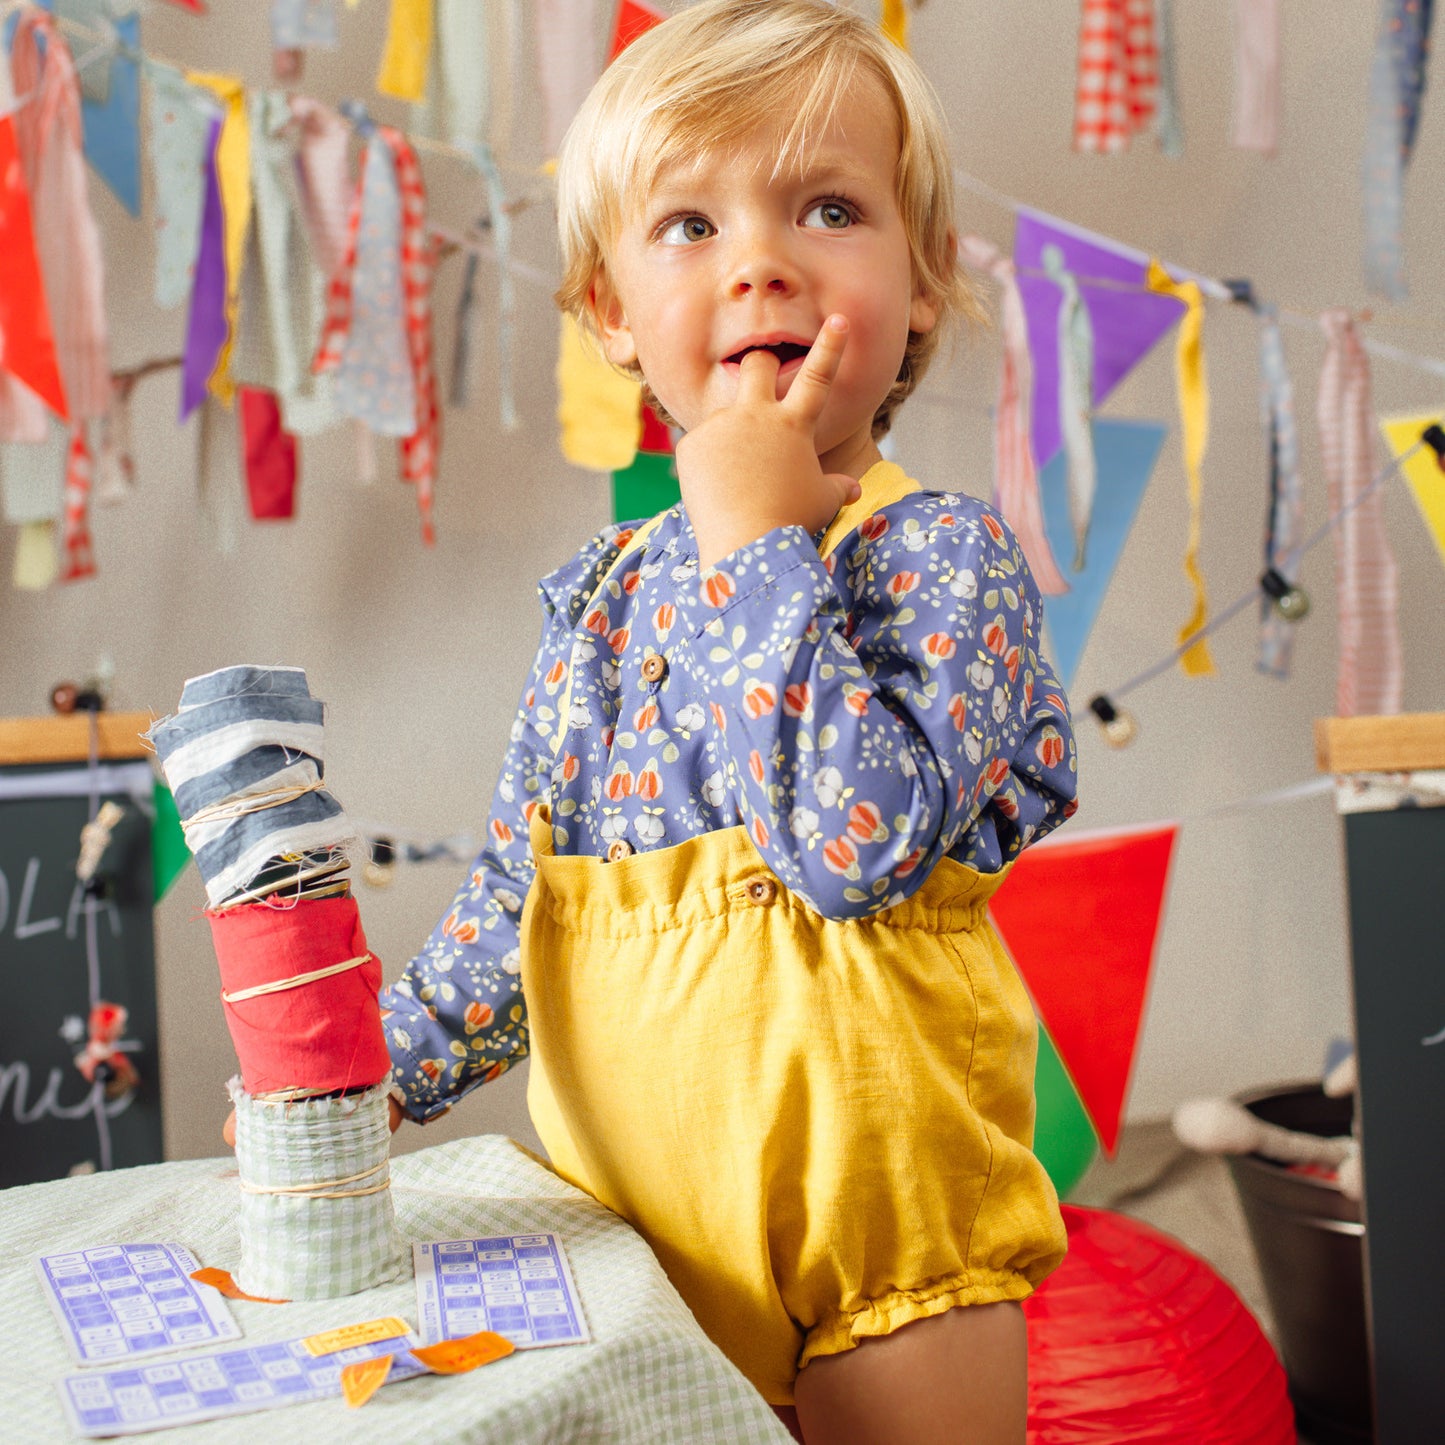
[0,1134,792,1443]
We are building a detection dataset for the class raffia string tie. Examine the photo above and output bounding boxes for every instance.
[221,953,372,1004]
[181,777,329,839]
[239,1159,392,1201]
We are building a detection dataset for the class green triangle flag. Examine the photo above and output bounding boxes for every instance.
[151,782,191,902]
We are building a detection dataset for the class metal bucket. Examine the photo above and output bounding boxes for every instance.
[1225,1084,1371,1445]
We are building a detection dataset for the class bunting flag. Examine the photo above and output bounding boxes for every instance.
[1318,308,1401,716]
[1038,419,1167,687]
[611,449,678,524]
[1233,0,1280,154]
[1146,260,1214,676]
[1362,0,1435,300]
[1043,244,1099,571]
[159,0,206,11]
[1380,413,1445,569]
[238,387,298,520]
[180,114,227,420]
[0,115,67,421]
[58,424,95,581]
[148,68,218,310]
[1255,303,1304,679]
[989,822,1179,1156]
[0,10,110,441]
[959,235,1068,595]
[536,0,599,157]
[1033,1020,1100,1198]
[1014,211,1183,474]
[377,0,433,104]
[608,0,666,63]
[880,0,908,49]
[187,73,252,406]
[1073,0,1158,154]
[557,313,642,472]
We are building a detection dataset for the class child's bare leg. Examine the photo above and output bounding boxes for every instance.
[792,1302,1027,1445]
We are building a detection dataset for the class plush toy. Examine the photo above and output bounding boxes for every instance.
[1172,1053,1361,1202]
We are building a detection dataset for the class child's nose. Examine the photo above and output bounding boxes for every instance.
[726,233,798,298]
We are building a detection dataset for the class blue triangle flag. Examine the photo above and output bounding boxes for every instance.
[1038,418,1167,687]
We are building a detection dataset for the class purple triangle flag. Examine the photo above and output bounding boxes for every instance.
[1015,210,1185,471]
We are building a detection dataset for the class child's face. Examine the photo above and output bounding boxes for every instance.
[593,71,937,479]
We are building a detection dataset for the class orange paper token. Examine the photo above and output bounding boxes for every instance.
[341,1353,394,1408]
[411,1331,516,1374]
[188,1267,288,1303]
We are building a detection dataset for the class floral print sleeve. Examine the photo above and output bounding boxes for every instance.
[378,528,628,1122]
[671,493,1077,918]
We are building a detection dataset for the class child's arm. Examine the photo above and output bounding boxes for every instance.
[676,497,1076,918]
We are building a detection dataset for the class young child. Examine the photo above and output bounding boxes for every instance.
[379,2,1078,1438]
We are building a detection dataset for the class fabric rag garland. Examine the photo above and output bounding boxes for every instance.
[1145,260,1214,676]
[1362,0,1435,299]
[1253,303,1304,679]
[1073,0,1159,154]
[1317,309,1402,716]
[1233,0,1281,154]
[148,66,219,312]
[313,126,440,542]
[958,235,1068,595]
[536,0,599,158]
[59,425,95,582]
[1043,244,1099,571]
[147,665,405,1300]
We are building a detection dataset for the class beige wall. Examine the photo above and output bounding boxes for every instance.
[3,2,1441,1165]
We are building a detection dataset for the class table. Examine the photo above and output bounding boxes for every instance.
[0,1134,792,1442]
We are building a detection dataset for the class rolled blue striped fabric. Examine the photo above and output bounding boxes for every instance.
[148,666,355,909]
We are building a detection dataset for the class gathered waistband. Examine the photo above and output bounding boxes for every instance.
[526,806,1006,938]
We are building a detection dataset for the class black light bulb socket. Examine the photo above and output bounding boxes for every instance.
[1089,695,1119,724]
[1259,567,1292,599]
[1422,423,1445,464]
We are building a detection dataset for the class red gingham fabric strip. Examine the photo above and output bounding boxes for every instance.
[1317,309,1402,716]
[60,425,96,582]
[1074,0,1158,154]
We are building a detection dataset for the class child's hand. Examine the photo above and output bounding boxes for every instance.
[677,315,864,571]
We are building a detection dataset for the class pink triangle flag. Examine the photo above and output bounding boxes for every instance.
[1015,209,1184,471]
[989,822,1178,1155]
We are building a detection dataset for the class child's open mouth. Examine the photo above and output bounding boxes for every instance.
[722,340,812,375]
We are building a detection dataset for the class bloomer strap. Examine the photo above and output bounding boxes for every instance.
[221,952,372,1004]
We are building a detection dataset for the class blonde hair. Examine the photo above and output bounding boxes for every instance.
[555,0,979,437]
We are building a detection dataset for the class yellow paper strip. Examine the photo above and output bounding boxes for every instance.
[1380,414,1445,568]
[556,313,642,473]
[341,1354,394,1408]
[304,1317,411,1356]
[377,0,434,103]
[1146,260,1214,676]
[187,73,252,406]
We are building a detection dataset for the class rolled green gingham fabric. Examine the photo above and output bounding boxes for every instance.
[229,1078,407,1299]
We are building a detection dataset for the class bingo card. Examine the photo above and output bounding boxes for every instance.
[415,1234,589,1348]
[36,1244,241,1366]
[57,1332,426,1436]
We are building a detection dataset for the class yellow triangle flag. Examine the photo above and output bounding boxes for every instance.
[556,314,642,473]
[1380,414,1445,568]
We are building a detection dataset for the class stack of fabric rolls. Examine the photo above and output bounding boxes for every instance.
[148,666,406,1299]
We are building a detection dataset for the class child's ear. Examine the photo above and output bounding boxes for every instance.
[909,290,939,337]
[588,278,638,368]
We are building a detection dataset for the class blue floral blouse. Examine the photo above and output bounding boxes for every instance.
[379,470,1079,1121]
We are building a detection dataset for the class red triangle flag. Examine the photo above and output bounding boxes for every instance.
[608,0,667,63]
[989,823,1178,1156]
[0,116,69,421]
[158,0,206,12]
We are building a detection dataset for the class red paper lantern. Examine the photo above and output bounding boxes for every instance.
[1024,1206,1295,1444]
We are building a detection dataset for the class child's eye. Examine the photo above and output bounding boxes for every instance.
[802,200,856,231]
[658,215,716,245]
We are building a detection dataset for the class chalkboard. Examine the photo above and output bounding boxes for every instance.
[0,749,164,1187]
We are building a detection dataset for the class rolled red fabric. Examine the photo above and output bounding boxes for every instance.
[207,895,390,1095]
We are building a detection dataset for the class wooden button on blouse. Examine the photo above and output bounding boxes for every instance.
[746,878,777,905]
[606,840,635,862]
[641,653,668,683]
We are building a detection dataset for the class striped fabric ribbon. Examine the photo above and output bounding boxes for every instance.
[313,127,440,542]
[1254,303,1303,678]
[1317,310,1402,716]
[147,666,355,909]
[59,426,95,582]
[1074,0,1158,154]
[1233,0,1281,154]
[0,10,111,443]
[1362,0,1435,299]
[958,236,1067,595]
